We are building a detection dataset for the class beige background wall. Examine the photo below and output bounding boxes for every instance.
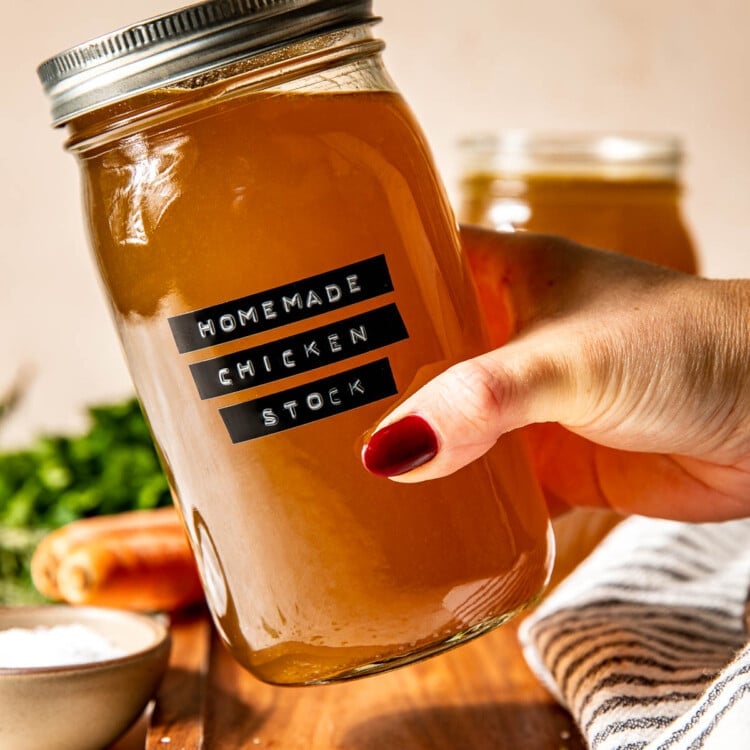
[2,0,749,445]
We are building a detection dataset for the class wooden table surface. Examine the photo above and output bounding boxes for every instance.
[113,610,584,750]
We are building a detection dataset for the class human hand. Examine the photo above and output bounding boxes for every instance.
[362,227,750,522]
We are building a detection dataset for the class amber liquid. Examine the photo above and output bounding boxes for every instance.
[77,90,551,685]
[460,173,698,272]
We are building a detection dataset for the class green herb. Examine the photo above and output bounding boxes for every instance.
[0,527,48,605]
[0,398,171,604]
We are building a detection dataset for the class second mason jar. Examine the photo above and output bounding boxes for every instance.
[459,131,698,274]
[458,131,698,585]
[38,1,553,685]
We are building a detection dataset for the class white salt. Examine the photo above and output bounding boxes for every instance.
[0,624,125,668]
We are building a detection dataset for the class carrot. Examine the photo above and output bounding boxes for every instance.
[55,528,204,611]
[30,507,204,612]
[30,507,182,598]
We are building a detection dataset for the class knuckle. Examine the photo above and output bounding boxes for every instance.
[436,360,510,437]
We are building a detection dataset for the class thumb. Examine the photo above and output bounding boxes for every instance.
[361,330,577,482]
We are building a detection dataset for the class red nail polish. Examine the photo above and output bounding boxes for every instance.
[362,415,438,477]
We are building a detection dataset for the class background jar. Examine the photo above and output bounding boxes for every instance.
[458,131,698,273]
[457,131,699,585]
[38,1,553,686]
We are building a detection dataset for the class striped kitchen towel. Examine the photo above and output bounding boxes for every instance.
[518,516,750,750]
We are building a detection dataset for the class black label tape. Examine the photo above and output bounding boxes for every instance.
[189,304,407,400]
[219,358,397,443]
[169,255,393,353]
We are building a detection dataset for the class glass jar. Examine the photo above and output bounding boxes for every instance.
[459,131,698,274]
[458,131,698,585]
[38,1,553,685]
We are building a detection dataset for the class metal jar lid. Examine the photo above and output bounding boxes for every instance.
[38,0,378,126]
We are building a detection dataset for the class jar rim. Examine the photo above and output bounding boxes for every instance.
[459,131,684,180]
[38,0,378,127]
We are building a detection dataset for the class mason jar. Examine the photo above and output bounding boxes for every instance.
[459,131,698,274]
[458,131,698,586]
[38,1,553,685]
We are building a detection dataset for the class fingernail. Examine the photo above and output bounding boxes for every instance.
[362,415,438,477]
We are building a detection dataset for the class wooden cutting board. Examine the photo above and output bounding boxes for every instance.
[130,611,584,750]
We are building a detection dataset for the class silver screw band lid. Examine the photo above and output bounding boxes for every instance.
[38,0,378,126]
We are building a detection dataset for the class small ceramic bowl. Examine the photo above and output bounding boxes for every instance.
[0,605,170,750]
